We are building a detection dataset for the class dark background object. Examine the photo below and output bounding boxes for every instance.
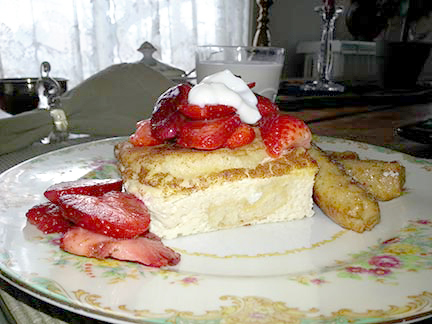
[396,118,432,144]
[345,0,388,41]
[0,78,67,115]
[376,41,431,89]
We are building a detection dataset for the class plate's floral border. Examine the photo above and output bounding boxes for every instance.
[290,219,432,286]
[15,282,432,324]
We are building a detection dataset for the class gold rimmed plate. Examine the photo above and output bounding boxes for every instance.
[0,137,431,323]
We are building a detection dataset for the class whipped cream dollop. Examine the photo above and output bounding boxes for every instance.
[188,69,261,124]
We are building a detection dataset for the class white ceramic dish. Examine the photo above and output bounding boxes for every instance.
[0,137,431,323]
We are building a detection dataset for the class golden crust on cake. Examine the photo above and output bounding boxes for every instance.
[115,135,318,197]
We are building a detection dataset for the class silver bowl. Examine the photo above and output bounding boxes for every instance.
[0,77,67,115]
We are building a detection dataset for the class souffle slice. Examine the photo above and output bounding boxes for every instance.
[115,70,317,239]
[115,135,317,239]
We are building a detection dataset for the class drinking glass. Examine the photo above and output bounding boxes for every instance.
[196,45,285,101]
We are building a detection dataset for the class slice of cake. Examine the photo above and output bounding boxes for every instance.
[115,70,316,239]
[115,135,317,239]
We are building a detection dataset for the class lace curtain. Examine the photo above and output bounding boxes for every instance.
[0,0,251,88]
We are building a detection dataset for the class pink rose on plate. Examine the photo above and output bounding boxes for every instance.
[368,268,392,276]
[346,266,368,273]
[369,255,401,268]
[417,220,431,225]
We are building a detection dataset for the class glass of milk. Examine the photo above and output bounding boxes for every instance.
[196,46,285,101]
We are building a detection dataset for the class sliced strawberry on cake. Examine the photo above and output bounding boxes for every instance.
[130,119,163,146]
[225,124,256,149]
[151,83,191,140]
[176,115,242,150]
[179,103,236,120]
[259,113,312,158]
[256,94,279,117]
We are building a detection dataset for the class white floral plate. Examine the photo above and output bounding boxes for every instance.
[0,137,432,324]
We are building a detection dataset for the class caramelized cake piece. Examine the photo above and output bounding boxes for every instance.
[115,135,318,239]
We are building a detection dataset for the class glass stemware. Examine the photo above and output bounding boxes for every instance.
[301,1,344,93]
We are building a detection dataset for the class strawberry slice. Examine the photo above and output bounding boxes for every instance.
[58,191,151,239]
[61,227,180,267]
[106,235,181,267]
[260,113,312,158]
[26,202,72,234]
[44,179,123,204]
[225,124,256,149]
[151,83,191,140]
[176,115,241,150]
[178,103,236,120]
[256,95,279,118]
[130,119,163,146]
[151,110,186,140]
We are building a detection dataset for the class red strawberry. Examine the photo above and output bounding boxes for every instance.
[151,83,191,140]
[178,103,236,120]
[260,113,312,158]
[130,119,163,146]
[152,83,191,117]
[58,191,151,239]
[105,235,181,267]
[176,115,241,150]
[247,82,256,89]
[256,95,279,118]
[225,124,256,149]
[44,179,123,204]
[151,110,186,140]
[60,227,180,267]
[26,202,72,234]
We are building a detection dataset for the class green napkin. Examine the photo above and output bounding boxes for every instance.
[0,62,174,155]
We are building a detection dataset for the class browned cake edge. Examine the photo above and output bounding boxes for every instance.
[115,139,318,197]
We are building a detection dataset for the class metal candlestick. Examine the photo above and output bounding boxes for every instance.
[253,0,273,46]
[37,61,70,144]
